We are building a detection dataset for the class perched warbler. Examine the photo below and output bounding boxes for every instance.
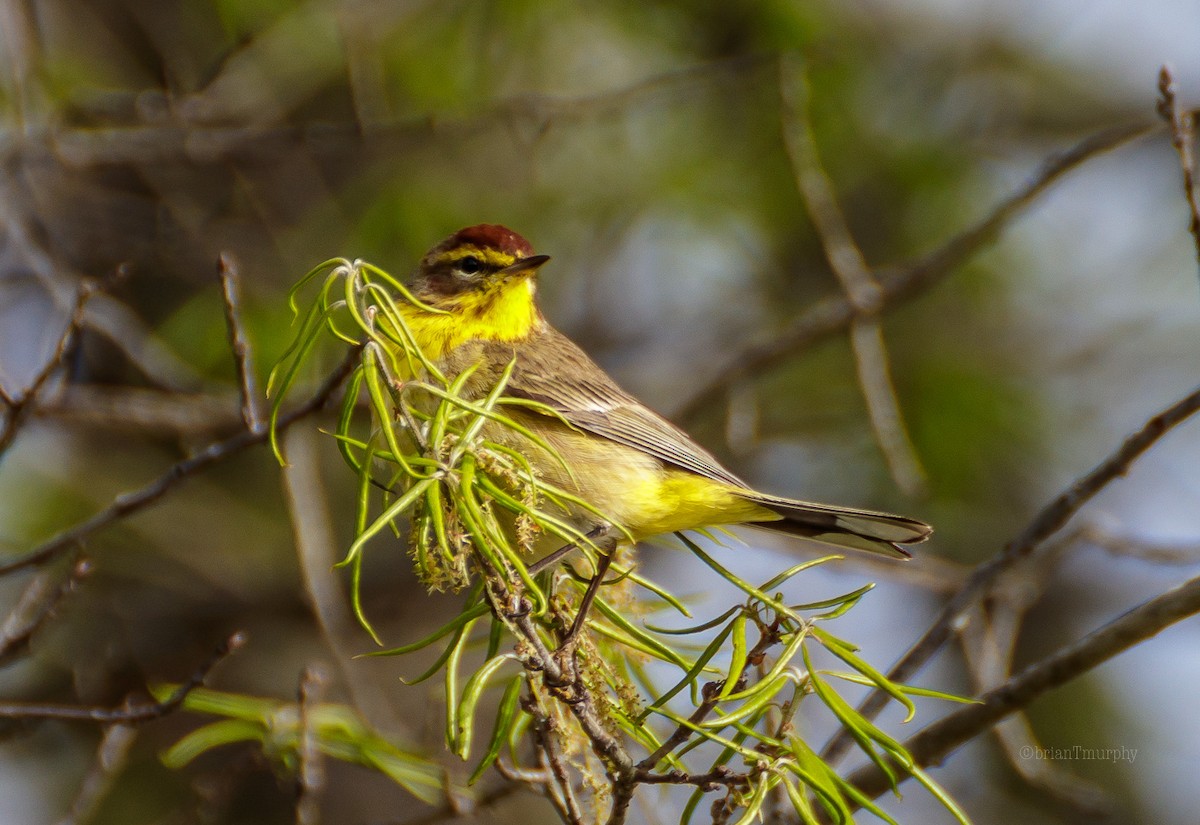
[397,225,930,560]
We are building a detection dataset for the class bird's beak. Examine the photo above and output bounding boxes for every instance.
[498,254,550,279]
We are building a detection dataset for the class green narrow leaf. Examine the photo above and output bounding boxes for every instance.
[677,535,801,623]
[469,674,525,784]
[718,612,749,701]
[443,616,480,750]
[455,654,517,759]
[638,619,736,724]
[811,626,916,723]
[160,719,264,768]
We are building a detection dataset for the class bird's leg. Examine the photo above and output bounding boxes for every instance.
[528,523,612,576]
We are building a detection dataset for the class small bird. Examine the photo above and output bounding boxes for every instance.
[398,224,930,562]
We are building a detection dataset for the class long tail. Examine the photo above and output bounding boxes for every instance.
[739,492,931,559]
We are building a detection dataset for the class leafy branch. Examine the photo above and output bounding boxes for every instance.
[268,259,971,825]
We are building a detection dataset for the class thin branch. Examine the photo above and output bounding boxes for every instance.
[0,281,92,462]
[0,554,91,664]
[823,382,1200,764]
[53,723,138,825]
[218,253,266,434]
[296,665,329,825]
[0,631,243,722]
[1157,66,1200,272]
[959,604,1116,819]
[675,117,1163,425]
[35,385,241,433]
[778,55,926,496]
[528,696,586,825]
[1077,523,1200,565]
[844,572,1200,804]
[281,426,404,733]
[0,350,358,576]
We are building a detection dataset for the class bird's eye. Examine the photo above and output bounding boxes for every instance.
[458,256,483,275]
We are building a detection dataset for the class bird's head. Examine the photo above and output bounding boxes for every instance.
[412,225,550,303]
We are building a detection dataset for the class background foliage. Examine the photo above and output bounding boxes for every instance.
[1,1,1199,824]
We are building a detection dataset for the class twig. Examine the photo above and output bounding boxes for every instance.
[528,697,586,825]
[1078,523,1200,565]
[0,554,91,664]
[281,426,404,733]
[843,572,1200,804]
[54,723,138,825]
[1157,67,1200,270]
[823,382,1200,764]
[296,665,329,825]
[0,631,243,722]
[35,385,241,433]
[778,55,926,497]
[218,253,266,434]
[0,350,358,576]
[0,281,92,462]
[959,603,1115,819]
[675,117,1163,425]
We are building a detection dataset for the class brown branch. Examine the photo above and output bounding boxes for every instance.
[0,350,358,576]
[823,382,1200,764]
[35,386,241,433]
[0,281,92,462]
[1157,67,1200,269]
[0,631,243,722]
[296,665,329,825]
[217,253,265,434]
[0,554,91,664]
[54,723,138,825]
[778,55,926,496]
[844,572,1200,804]
[675,117,1162,425]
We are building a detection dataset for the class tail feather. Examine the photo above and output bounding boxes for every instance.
[741,492,931,559]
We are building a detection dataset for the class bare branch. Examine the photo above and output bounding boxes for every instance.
[844,572,1200,804]
[0,555,91,664]
[281,426,404,733]
[0,350,358,577]
[0,281,92,462]
[35,386,241,434]
[53,724,138,825]
[218,253,266,434]
[778,55,926,497]
[825,382,1200,764]
[0,631,243,722]
[296,665,329,825]
[675,117,1162,425]
[1157,67,1200,272]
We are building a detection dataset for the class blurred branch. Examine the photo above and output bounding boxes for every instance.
[54,724,137,825]
[1077,522,1200,565]
[960,603,1116,820]
[824,382,1200,764]
[0,631,243,722]
[32,54,769,166]
[0,281,91,462]
[843,571,1200,805]
[0,349,358,576]
[217,253,265,434]
[34,386,241,433]
[778,55,927,498]
[296,665,329,825]
[0,554,91,665]
[1156,67,1200,272]
[280,426,404,733]
[675,116,1166,424]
